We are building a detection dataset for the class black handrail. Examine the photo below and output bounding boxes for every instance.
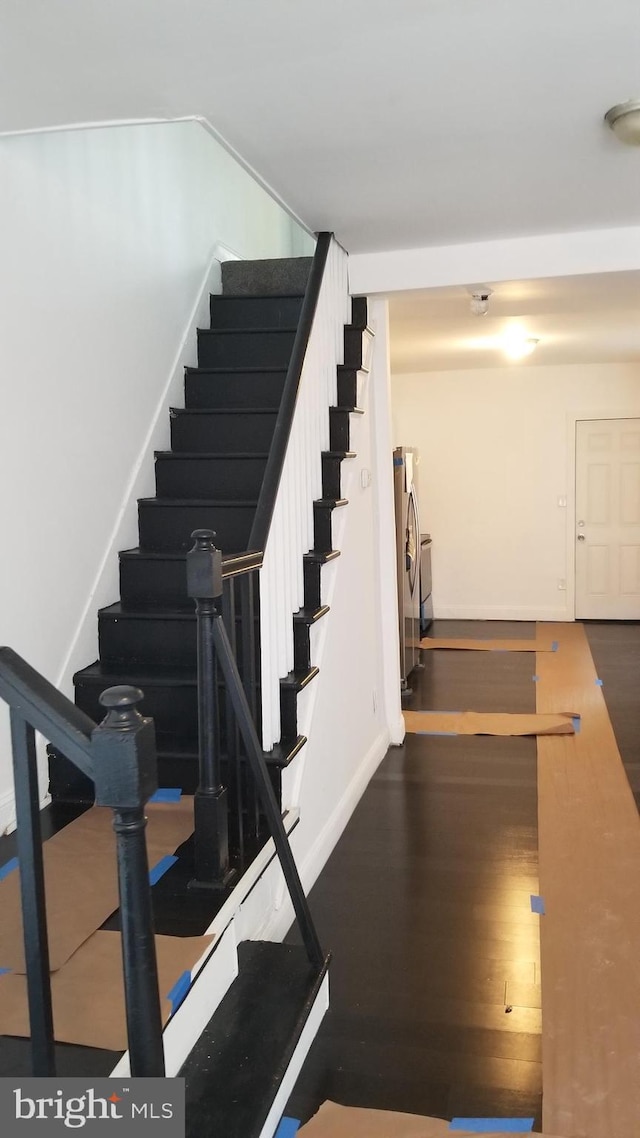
[248,232,332,552]
[187,532,325,970]
[0,648,95,777]
[0,648,165,1077]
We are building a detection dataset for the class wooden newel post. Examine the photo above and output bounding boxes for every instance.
[187,529,236,890]
[91,685,165,1076]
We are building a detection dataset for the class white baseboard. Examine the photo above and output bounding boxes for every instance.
[258,973,330,1138]
[434,604,572,621]
[262,728,390,943]
[110,922,239,1078]
[389,714,406,746]
[0,788,15,836]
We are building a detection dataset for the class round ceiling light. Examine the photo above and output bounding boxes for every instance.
[604,99,640,146]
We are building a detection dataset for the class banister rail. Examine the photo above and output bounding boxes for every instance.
[0,647,95,777]
[0,648,165,1077]
[187,531,325,970]
[248,232,332,553]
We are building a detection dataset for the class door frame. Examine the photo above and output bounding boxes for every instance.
[566,407,640,620]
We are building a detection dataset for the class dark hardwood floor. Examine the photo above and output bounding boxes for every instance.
[286,620,640,1128]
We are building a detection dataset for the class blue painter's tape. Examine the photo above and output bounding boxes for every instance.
[551,640,559,652]
[149,855,178,886]
[450,1121,534,1133]
[393,456,404,466]
[275,1119,301,1138]
[0,968,11,977]
[530,894,546,915]
[595,678,603,686]
[0,857,19,882]
[572,716,581,733]
[532,675,539,682]
[149,788,182,803]
[167,970,191,1014]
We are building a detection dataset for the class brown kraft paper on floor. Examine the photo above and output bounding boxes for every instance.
[535,623,640,1137]
[419,637,554,652]
[0,799,195,973]
[404,710,577,737]
[0,929,213,1052]
[298,1102,568,1137]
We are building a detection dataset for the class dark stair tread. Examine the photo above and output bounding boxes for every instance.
[197,326,299,335]
[120,548,262,568]
[314,497,348,508]
[293,605,330,626]
[155,451,270,459]
[303,549,341,565]
[331,405,365,415]
[171,407,277,416]
[337,361,369,375]
[74,660,198,686]
[184,366,288,375]
[322,450,356,459]
[265,736,308,767]
[181,941,329,1138]
[210,293,305,302]
[281,666,319,692]
[99,602,197,621]
[138,497,259,506]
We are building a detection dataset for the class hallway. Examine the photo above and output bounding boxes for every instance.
[286,620,640,1129]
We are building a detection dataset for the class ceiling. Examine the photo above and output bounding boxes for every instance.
[1,1,639,254]
[389,270,640,371]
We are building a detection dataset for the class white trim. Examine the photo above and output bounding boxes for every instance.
[258,974,330,1138]
[0,116,315,240]
[262,728,390,943]
[434,605,572,621]
[349,225,640,296]
[204,809,300,942]
[566,408,640,621]
[367,298,404,745]
[110,922,239,1078]
[0,788,15,836]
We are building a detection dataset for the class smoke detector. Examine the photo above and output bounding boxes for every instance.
[469,288,493,316]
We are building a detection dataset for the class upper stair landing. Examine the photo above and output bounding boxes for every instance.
[221,256,313,297]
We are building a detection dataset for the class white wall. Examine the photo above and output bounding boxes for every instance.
[263,314,400,933]
[349,226,640,297]
[392,362,640,621]
[0,119,312,831]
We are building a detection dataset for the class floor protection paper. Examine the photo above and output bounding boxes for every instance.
[0,929,213,1051]
[535,623,640,1138]
[0,798,195,972]
[419,638,555,653]
[298,1101,567,1137]
[404,711,577,737]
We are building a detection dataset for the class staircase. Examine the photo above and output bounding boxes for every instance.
[48,252,370,859]
[15,240,372,1133]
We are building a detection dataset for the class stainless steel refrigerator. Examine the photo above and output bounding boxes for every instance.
[393,446,421,689]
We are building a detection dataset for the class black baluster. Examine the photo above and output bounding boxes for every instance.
[241,572,261,841]
[10,710,55,1075]
[210,613,324,971]
[223,577,245,865]
[187,530,236,890]
[91,686,165,1076]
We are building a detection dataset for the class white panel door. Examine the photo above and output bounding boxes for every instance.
[575,419,640,618]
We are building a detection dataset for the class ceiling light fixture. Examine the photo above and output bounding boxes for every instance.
[502,334,540,361]
[604,99,640,146]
